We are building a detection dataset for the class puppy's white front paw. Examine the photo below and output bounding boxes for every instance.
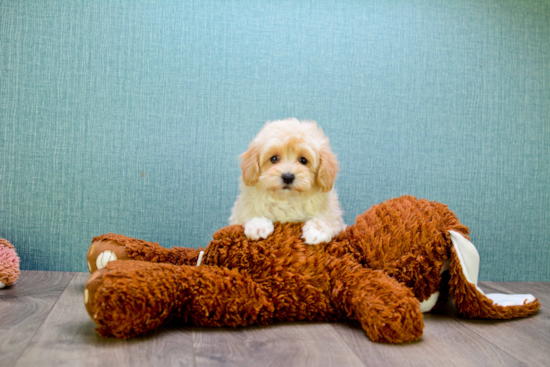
[244,217,274,241]
[301,219,332,245]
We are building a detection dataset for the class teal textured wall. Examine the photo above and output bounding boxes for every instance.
[1,0,548,280]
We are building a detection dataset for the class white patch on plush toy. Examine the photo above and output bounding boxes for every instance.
[196,251,204,266]
[84,288,89,304]
[420,291,440,313]
[0,281,5,289]
[448,230,537,307]
[96,250,117,270]
[486,293,536,306]
[87,261,92,272]
[449,231,480,287]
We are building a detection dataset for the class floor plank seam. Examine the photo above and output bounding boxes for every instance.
[330,322,369,367]
[10,271,77,367]
[448,315,528,366]
[191,328,197,367]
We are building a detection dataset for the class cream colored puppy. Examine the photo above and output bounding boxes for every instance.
[229,118,345,245]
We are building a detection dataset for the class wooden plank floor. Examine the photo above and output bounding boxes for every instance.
[1,271,548,367]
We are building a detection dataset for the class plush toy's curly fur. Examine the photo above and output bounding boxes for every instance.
[84,196,540,343]
[0,238,20,288]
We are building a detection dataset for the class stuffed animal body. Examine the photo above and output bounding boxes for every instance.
[0,238,20,288]
[84,196,540,343]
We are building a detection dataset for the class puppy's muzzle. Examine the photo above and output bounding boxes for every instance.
[282,173,295,185]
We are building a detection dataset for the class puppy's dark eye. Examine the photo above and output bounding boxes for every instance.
[299,157,307,165]
[270,156,279,163]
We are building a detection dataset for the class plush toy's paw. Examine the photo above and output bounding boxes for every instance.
[301,219,332,245]
[86,235,133,273]
[244,217,274,240]
[84,261,178,339]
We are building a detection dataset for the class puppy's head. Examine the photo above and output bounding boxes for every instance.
[240,118,338,194]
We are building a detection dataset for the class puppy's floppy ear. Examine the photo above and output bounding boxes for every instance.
[316,147,338,192]
[240,144,260,186]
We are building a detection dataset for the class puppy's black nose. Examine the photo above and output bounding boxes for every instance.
[282,173,295,185]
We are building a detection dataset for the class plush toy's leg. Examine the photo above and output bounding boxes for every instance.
[330,263,424,343]
[87,233,204,273]
[448,230,540,318]
[84,260,274,339]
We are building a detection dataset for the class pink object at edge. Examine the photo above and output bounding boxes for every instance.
[0,238,20,287]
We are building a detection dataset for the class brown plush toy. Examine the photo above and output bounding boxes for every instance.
[84,196,540,343]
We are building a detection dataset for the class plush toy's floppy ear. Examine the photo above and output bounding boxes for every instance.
[240,144,260,186]
[448,230,540,319]
[316,147,339,192]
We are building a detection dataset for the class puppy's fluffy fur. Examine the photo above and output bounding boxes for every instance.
[229,118,345,245]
